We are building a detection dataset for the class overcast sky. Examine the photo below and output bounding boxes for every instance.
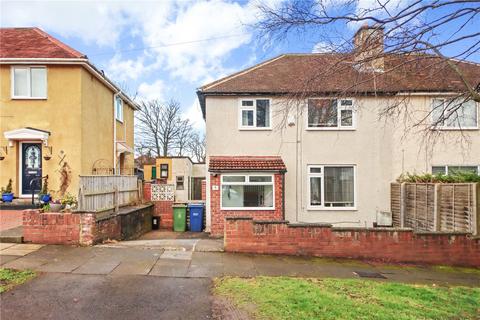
[2,0,479,134]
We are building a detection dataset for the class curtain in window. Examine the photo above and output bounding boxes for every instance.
[256,100,270,127]
[324,167,354,207]
[14,68,28,96]
[310,177,322,206]
[31,68,46,97]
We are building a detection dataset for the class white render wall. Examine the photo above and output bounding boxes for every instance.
[205,95,480,227]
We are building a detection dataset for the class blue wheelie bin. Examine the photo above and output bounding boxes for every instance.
[188,203,204,232]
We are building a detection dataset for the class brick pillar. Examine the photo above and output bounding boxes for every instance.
[154,200,174,229]
[201,179,206,201]
[143,182,152,201]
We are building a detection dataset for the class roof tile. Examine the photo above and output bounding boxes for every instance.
[209,156,287,172]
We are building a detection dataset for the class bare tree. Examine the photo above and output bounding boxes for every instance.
[174,121,194,156]
[188,133,206,163]
[254,0,480,134]
[136,100,193,157]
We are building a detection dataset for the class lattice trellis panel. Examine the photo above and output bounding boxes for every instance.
[151,184,175,201]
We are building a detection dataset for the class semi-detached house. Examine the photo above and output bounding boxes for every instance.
[197,25,480,236]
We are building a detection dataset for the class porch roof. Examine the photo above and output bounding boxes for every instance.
[4,127,50,142]
[209,156,287,172]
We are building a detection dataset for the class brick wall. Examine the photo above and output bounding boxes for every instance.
[23,210,82,245]
[224,218,480,267]
[210,173,284,237]
[201,180,206,201]
[153,201,174,229]
[143,182,152,201]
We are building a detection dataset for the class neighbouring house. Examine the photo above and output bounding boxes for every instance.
[144,157,206,202]
[0,28,138,198]
[197,25,480,236]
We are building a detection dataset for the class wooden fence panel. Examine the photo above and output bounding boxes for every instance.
[390,183,401,227]
[77,175,139,212]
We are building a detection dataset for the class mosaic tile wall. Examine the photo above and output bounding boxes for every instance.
[151,184,175,201]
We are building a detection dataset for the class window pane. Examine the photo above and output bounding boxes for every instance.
[340,109,353,126]
[176,176,184,190]
[256,100,270,127]
[448,166,478,174]
[222,185,273,208]
[31,68,46,97]
[310,167,322,173]
[432,99,445,126]
[242,110,254,126]
[457,100,477,127]
[223,176,245,183]
[308,99,338,127]
[249,176,272,183]
[13,68,28,96]
[324,167,354,207]
[432,166,446,175]
[341,99,353,106]
[310,177,322,206]
[116,96,123,121]
[242,100,254,107]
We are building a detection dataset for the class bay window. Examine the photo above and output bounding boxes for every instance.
[308,165,356,209]
[308,98,355,129]
[12,66,47,99]
[239,99,271,129]
[221,174,274,209]
[432,98,478,129]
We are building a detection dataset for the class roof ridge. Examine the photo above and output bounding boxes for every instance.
[32,27,85,58]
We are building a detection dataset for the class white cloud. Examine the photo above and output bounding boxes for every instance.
[107,54,147,82]
[137,80,165,101]
[183,100,205,131]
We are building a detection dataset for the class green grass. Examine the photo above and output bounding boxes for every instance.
[214,277,480,320]
[0,268,36,293]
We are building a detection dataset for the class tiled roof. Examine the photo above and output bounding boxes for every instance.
[209,156,287,172]
[0,27,85,59]
[197,53,480,117]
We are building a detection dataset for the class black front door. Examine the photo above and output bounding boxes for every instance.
[21,143,42,195]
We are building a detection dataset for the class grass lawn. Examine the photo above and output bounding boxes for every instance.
[214,277,480,320]
[0,268,36,293]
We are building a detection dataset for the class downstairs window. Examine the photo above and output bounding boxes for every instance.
[221,174,274,209]
[308,165,356,209]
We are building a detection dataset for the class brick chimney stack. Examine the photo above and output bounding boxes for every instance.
[353,23,385,72]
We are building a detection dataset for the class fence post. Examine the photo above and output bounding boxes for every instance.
[114,186,119,212]
[434,184,441,231]
[473,183,479,236]
[400,182,405,228]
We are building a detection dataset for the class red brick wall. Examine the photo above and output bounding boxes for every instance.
[143,182,152,201]
[201,180,206,201]
[224,218,480,267]
[23,210,81,245]
[210,173,284,237]
[154,201,174,229]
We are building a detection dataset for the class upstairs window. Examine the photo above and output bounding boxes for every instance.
[115,95,124,122]
[432,98,478,129]
[308,99,355,129]
[239,99,271,129]
[160,164,169,178]
[12,66,47,99]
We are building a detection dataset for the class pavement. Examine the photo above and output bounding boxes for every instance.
[1,239,479,319]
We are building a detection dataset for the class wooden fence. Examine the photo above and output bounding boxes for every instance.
[77,175,141,213]
[391,182,479,234]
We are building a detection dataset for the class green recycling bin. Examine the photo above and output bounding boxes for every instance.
[173,204,187,232]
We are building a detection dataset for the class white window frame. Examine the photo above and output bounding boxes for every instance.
[432,165,480,175]
[431,98,479,130]
[115,95,124,122]
[238,98,272,130]
[306,98,356,131]
[220,173,275,210]
[11,66,48,99]
[307,165,357,211]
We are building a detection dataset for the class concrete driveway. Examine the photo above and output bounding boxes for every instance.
[0,273,212,320]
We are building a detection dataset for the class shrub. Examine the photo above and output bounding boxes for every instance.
[397,171,480,183]
[1,179,13,194]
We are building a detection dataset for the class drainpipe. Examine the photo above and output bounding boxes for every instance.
[113,93,119,175]
[282,171,286,220]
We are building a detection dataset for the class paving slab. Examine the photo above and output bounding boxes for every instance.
[111,258,159,275]
[0,243,16,250]
[0,255,19,266]
[160,250,192,260]
[195,239,224,252]
[73,260,121,275]
[149,259,190,277]
[1,256,49,270]
[0,273,212,320]
[97,239,198,251]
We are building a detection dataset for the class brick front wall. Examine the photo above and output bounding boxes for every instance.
[153,200,174,229]
[210,173,284,237]
[23,210,82,245]
[224,218,480,267]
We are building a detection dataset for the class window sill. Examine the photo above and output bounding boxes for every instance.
[11,97,47,100]
[307,207,357,211]
[221,207,275,211]
[306,127,356,131]
[239,127,272,131]
[116,119,124,124]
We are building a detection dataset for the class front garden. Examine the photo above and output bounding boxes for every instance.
[0,268,36,293]
[214,276,480,320]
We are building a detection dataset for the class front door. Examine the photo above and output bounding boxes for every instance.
[21,143,42,195]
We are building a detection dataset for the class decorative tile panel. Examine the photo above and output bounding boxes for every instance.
[151,184,175,201]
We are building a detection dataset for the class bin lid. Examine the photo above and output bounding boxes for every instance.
[187,203,204,208]
[172,204,187,208]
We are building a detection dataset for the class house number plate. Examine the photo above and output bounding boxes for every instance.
[212,185,219,191]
